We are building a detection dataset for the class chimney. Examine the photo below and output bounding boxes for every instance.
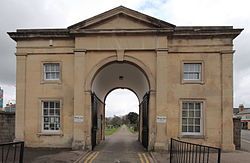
[239,104,244,112]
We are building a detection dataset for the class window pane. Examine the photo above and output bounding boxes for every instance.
[191,73,195,79]
[46,73,51,79]
[55,117,60,122]
[195,73,200,79]
[195,103,201,109]
[44,124,49,130]
[189,103,194,110]
[189,111,194,117]
[197,64,201,71]
[184,64,188,71]
[43,102,48,108]
[49,109,54,115]
[182,126,187,132]
[188,126,194,132]
[50,102,55,108]
[182,118,187,125]
[184,73,189,79]
[45,64,50,71]
[55,109,60,115]
[51,72,55,79]
[51,64,56,71]
[44,109,48,115]
[195,126,200,132]
[195,118,200,125]
[188,118,194,125]
[195,111,201,117]
[44,117,49,122]
[55,64,60,71]
[55,72,60,79]
[55,102,60,108]
[182,111,188,117]
[50,124,55,130]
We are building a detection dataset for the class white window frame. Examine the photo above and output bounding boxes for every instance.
[183,63,202,81]
[41,100,61,133]
[43,63,60,81]
[181,101,203,136]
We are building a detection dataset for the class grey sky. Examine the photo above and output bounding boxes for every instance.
[0,0,249,111]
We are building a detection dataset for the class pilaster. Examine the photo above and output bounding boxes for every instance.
[15,55,27,141]
[72,49,87,149]
[220,50,235,151]
[154,35,168,150]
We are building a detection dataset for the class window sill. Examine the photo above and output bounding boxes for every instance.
[178,135,205,139]
[37,132,63,137]
[181,80,204,85]
[40,80,62,85]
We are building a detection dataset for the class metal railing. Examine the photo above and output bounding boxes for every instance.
[170,138,221,163]
[0,141,24,163]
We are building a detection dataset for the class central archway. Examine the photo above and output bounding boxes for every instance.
[90,61,151,149]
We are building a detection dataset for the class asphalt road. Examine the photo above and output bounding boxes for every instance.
[81,125,154,163]
[241,129,250,152]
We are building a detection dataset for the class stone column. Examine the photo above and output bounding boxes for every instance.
[72,49,86,149]
[220,51,235,151]
[15,55,27,141]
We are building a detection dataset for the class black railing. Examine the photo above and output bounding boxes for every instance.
[170,138,221,163]
[0,141,24,163]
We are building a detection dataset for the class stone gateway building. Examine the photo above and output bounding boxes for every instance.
[8,6,242,151]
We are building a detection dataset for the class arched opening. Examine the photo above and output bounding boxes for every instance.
[90,61,150,150]
[105,88,139,117]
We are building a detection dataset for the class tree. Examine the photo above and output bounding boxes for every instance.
[127,112,139,124]
[121,115,129,125]
[110,115,122,127]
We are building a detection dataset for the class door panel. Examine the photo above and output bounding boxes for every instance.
[91,93,98,150]
[141,93,149,149]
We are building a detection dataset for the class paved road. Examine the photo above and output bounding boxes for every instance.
[241,129,250,152]
[80,125,154,163]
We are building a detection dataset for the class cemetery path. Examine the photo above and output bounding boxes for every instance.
[83,125,154,163]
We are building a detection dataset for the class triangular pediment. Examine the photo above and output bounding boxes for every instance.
[68,6,175,31]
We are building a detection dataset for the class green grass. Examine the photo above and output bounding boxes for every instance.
[105,127,119,136]
[126,125,138,133]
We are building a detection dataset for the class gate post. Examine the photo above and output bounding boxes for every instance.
[233,117,241,149]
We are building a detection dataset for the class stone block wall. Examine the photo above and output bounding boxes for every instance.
[233,117,241,150]
[0,112,15,143]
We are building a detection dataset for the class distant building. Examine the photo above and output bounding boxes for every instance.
[234,104,250,129]
[4,103,16,113]
[0,87,3,110]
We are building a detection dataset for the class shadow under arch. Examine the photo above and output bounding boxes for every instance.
[84,55,155,93]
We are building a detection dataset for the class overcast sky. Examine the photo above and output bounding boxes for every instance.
[0,0,249,115]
